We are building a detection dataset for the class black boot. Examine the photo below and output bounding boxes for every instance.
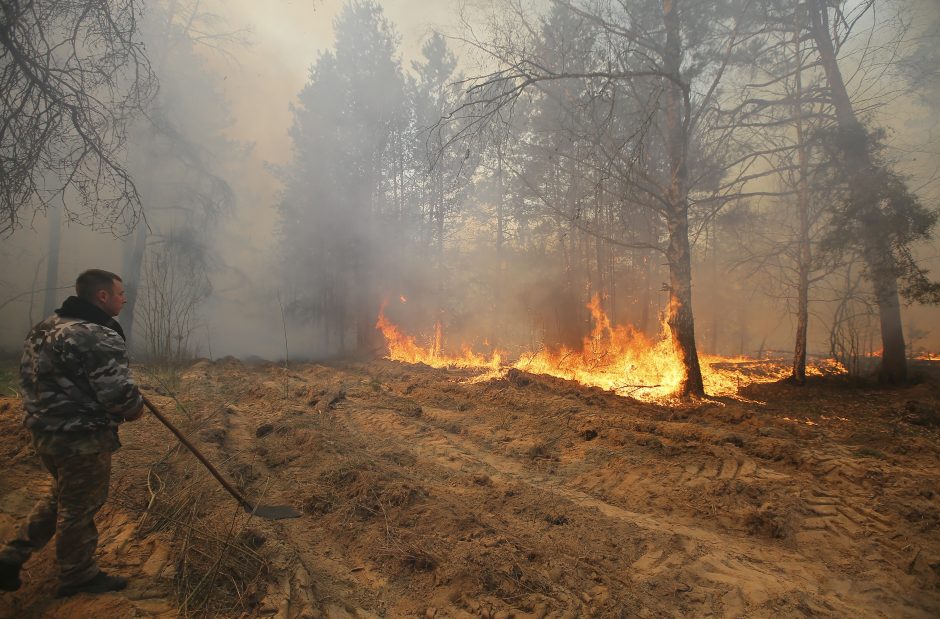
[0,560,22,592]
[56,571,128,597]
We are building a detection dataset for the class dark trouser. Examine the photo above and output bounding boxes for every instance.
[0,450,111,586]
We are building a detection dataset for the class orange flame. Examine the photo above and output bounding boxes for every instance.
[376,296,843,401]
[511,295,685,400]
[376,305,501,369]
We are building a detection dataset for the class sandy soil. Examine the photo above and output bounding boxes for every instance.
[1,358,939,618]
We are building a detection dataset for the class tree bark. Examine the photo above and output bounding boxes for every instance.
[434,141,446,356]
[42,204,62,317]
[808,0,906,383]
[121,222,148,349]
[494,140,506,343]
[663,0,705,397]
[791,12,810,385]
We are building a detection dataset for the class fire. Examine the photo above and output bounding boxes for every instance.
[376,296,843,401]
[512,295,685,400]
[376,305,501,369]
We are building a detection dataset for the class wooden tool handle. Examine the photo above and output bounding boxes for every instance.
[142,395,253,511]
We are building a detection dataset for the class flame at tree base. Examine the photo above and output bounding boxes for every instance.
[376,297,843,402]
[508,295,685,400]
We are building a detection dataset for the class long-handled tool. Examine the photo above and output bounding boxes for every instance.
[142,396,301,520]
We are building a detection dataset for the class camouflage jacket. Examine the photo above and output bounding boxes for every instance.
[20,301,142,435]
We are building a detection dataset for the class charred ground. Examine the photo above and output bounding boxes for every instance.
[1,358,939,617]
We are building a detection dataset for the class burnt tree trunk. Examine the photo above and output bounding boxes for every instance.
[808,0,906,383]
[663,0,705,397]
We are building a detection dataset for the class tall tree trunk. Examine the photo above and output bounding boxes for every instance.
[808,0,906,383]
[607,197,617,323]
[121,222,148,349]
[791,12,811,384]
[494,140,505,343]
[708,225,721,355]
[640,248,651,335]
[29,255,44,327]
[435,162,445,355]
[639,207,655,335]
[594,196,605,310]
[356,178,380,355]
[496,141,505,260]
[663,0,705,397]
[792,208,811,382]
[42,204,62,317]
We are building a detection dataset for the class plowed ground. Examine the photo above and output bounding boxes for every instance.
[1,358,939,618]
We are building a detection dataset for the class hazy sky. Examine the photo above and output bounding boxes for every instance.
[217,0,468,164]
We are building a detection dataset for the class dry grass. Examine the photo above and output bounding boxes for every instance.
[110,442,269,618]
[144,466,267,616]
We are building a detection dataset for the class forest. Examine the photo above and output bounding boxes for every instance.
[0,0,939,617]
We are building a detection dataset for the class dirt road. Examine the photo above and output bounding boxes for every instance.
[1,358,938,617]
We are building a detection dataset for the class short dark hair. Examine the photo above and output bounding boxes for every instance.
[75,269,122,302]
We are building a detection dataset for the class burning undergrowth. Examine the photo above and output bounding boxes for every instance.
[377,295,846,402]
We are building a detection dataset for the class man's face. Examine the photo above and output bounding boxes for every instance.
[96,280,127,317]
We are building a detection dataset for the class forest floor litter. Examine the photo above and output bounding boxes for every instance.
[1,357,938,617]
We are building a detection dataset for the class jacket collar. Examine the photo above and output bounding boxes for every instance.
[55,296,127,341]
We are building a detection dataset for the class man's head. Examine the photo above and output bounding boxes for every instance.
[76,269,126,317]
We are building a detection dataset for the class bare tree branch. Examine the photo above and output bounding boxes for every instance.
[0,0,157,236]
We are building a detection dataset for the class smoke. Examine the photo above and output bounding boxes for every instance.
[1,0,938,368]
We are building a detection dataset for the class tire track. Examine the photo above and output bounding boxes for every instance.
[336,397,902,616]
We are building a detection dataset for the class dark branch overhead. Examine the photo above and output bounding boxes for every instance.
[0,0,157,236]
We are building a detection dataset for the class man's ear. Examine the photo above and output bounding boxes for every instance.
[96,288,110,304]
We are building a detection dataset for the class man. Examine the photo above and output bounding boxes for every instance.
[0,269,144,597]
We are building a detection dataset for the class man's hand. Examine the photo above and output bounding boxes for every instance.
[123,400,145,422]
